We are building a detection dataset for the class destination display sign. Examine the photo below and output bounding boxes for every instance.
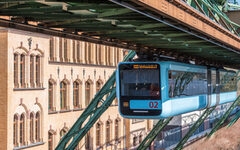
[133,64,158,69]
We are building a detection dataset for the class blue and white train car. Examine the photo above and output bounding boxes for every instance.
[116,61,237,119]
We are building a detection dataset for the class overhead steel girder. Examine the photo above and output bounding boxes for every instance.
[55,51,136,150]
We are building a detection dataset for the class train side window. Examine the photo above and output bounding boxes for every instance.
[168,70,207,98]
[219,71,237,92]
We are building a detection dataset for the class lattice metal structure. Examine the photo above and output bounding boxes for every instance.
[184,0,239,35]
[174,106,217,150]
[207,95,240,137]
[137,117,173,150]
[55,51,136,150]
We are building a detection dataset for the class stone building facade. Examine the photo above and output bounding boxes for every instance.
[0,27,153,150]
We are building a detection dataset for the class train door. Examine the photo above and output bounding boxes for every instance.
[208,69,218,107]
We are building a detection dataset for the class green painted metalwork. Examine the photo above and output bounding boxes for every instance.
[137,117,173,150]
[227,110,240,127]
[174,106,217,150]
[0,0,239,68]
[185,0,240,35]
[55,50,136,150]
[207,95,240,138]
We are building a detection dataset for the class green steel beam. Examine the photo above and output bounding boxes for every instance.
[174,106,217,150]
[137,117,173,150]
[55,50,136,150]
[227,110,240,127]
[207,95,240,137]
[98,8,132,17]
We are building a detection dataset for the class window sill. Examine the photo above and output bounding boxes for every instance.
[48,110,58,114]
[73,108,83,111]
[13,142,44,150]
[59,109,71,113]
[14,87,45,91]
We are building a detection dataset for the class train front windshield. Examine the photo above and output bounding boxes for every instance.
[120,65,160,98]
[118,63,161,116]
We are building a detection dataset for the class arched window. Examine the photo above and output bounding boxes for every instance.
[13,115,18,147]
[30,55,34,87]
[85,132,90,149]
[36,55,41,87]
[20,114,25,145]
[115,119,119,140]
[48,131,54,150]
[85,81,91,106]
[60,81,67,110]
[96,81,101,93]
[20,54,25,88]
[106,121,111,144]
[35,112,40,142]
[14,54,18,88]
[96,123,101,146]
[49,37,54,61]
[64,39,68,62]
[60,128,67,139]
[139,134,142,143]
[77,41,80,63]
[49,81,54,111]
[73,81,80,108]
[133,136,137,146]
[30,113,34,143]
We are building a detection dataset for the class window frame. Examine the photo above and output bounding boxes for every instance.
[73,81,80,108]
[35,112,40,142]
[96,123,101,146]
[85,81,91,107]
[48,81,54,111]
[30,113,34,143]
[60,81,68,110]
[13,115,18,147]
[48,131,53,150]
[14,54,18,88]
[20,54,25,88]
[19,114,25,146]
[35,55,41,87]
[106,121,111,145]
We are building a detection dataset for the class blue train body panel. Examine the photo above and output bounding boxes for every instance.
[116,61,237,119]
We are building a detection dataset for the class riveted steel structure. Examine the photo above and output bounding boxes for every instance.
[0,0,239,68]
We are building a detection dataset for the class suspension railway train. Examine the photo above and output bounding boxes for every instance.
[116,61,237,119]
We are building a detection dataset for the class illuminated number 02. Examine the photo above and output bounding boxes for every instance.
[149,101,158,108]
